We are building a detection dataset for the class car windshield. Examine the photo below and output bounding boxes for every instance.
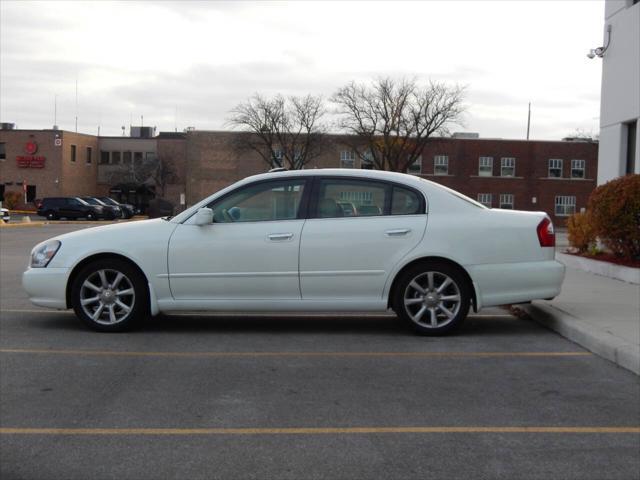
[82,198,103,206]
[99,197,119,206]
[418,178,488,209]
[76,198,90,206]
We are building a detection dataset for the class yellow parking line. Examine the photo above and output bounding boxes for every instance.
[0,308,513,319]
[0,426,638,435]
[0,348,591,358]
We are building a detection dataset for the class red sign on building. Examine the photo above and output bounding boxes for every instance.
[16,140,46,168]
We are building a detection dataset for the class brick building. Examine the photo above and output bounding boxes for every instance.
[0,128,98,204]
[0,124,597,224]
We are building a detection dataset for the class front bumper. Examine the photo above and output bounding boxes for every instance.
[22,267,71,309]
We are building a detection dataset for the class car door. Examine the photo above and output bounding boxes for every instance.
[58,198,77,218]
[67,198,86,219]
[168,178,309,300]
[299,177,428,300]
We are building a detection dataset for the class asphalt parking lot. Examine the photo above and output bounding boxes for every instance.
[1,224,639,480]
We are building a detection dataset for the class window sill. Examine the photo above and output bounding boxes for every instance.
[469,175,524,179]
[539,177,591,181]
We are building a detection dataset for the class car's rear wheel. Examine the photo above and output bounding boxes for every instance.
[393,262,470,336]
[71,259,148,332]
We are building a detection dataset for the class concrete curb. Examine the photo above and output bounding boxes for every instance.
[512,303,640,375]
[0,222,47,228]
[557,252,640,285]
[0,220,125,228]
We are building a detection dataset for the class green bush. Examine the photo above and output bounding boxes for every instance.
[587,174,640,259]
[2,191,22,210]
[567,211,596,253]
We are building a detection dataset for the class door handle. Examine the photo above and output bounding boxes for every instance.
[268,233,294,241]
[385,228,411,237]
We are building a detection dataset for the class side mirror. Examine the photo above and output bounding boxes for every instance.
[193,207,213,226]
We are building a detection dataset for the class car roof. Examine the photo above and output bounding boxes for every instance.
[246,168,426,187]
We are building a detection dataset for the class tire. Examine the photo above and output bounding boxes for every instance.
[70,258,148,332]
[46,211,58,221]
[392,261,471,336]
[86,212,96,221]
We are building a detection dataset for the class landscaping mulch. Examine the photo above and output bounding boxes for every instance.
[564,251,640,269]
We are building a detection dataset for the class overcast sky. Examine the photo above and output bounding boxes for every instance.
[1,0,605,140]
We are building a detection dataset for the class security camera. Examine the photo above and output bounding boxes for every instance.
[586,49,596,59]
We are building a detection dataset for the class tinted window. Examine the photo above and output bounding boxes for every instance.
[210,180,306,223]
[317,179,388,218]
[392,187,422,215]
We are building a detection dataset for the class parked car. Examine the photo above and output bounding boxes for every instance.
[23,169,564,333]
[80,197,120,220]
[1,207,9,223]
[36,197,105,221]
[97,197,136,219]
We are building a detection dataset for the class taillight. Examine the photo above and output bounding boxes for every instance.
[537,217,555,247]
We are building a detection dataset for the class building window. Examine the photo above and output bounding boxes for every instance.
[478,156,493,176]
[478,193,492,208]
[123,151,132,164]
[70,145,76,163]
[86,147,92,165]
[360,150,374,169]
[340,150,355,168]
[407,155,422,175]
[112,151,121,165]
[548,159,563,178]
[434,155,448,175]
[626,120,637,174]
[555,196,576,216]
[100,151,110,165]
[571,159,585,178]
[0,143,6,161]
[501,157,515,177]
[272,149,283,168]
[499,193,514,209]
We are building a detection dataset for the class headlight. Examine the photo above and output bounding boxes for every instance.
[30,240,61,268]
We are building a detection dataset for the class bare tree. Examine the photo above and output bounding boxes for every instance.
[563,128,599,142]
[333,77,465,172]
[228,94,326,170]
[107,156,176,198]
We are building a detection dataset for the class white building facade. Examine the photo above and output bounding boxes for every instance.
[597,0,640,184]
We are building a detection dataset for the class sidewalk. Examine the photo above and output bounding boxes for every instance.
[513,264,640,375]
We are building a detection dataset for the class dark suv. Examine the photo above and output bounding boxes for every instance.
[81,197,120,220]
[97,197,136,219]
[37,197,105,221]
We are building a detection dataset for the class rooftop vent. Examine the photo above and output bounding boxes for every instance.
[0,123,15,130]
[451,132,479,139]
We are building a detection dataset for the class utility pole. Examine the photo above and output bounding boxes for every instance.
[526,102,531,140]
[75,78,78,133]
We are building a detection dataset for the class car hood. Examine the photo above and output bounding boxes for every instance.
[41,218,179,269]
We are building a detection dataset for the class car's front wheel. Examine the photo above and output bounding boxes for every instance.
[393,262,471,336]
[71,259,148,332]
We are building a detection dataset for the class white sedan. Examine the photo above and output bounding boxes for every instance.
[23,169,564,334]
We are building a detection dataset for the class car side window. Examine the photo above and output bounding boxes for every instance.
[391,187,423,215]
[316,179,389,218]
[209,179,306,223]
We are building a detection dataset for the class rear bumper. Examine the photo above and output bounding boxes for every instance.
[22,267,70,309]
[467,260,565,308]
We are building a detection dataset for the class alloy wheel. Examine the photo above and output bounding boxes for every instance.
[80,269,136,325]
[403,271,462,329]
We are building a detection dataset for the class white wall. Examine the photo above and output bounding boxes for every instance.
[597,0,640,184]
